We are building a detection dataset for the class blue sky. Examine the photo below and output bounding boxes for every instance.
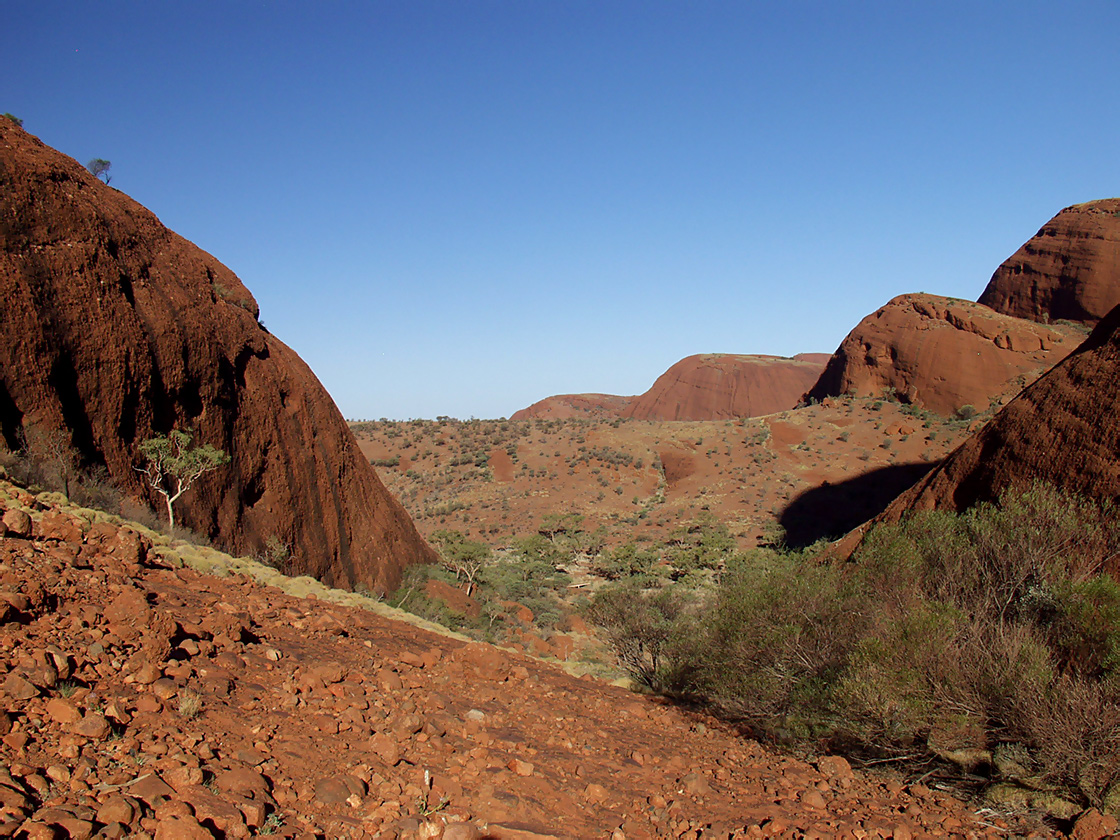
[5,2,1119,419]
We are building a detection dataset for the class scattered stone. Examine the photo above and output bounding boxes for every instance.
[815,755,853,780]
[45,699,81,725]
[442,824,481,840]
[214,766,270,799]
[1073,808,1120,840]
[96,796,137,826]
[313,777,351,805]
[584,783,608,803]
[4,673,39,700]
[130,772,176,804]
[72,713,110,740]
[154,814,214,840]
[679,772,710,796]
[370,734,401,767]
[2,509,32,538]
[801,788,826,809]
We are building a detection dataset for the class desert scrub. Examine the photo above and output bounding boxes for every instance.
[590,483,1120,808]
[586,581,700,691]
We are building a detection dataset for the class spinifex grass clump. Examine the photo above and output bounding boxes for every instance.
[592,483,1120,808]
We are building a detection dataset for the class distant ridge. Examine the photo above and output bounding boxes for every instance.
[512,353,827,422]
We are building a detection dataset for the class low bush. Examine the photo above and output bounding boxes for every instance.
[586,581,699,690]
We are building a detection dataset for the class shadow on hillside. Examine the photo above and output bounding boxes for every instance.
[778,461,939,549]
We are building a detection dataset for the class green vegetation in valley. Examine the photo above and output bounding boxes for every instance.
[588,483,1120,812]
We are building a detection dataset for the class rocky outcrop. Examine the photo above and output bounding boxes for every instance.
[622,354,828,421]
[978,199,1120,326]
[0,120,434,593]
[510,393,633,421]
[855,302,1120,525]
[804,293,1083,416]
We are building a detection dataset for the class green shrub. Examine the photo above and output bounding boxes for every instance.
[592,541,658,581]
[586,581,698,690]
[605,483,1120,807]
[664,512,735,574]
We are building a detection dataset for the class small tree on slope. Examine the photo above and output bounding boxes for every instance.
[86,158,112,184]
[135,430,229,529]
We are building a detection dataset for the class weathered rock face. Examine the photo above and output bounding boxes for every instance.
[510,393,634,421]
[0,121,434,592]
[804,293,1083,417]
[978,199,1120,326]
[621,354,828,421]
[862,302,1120,523]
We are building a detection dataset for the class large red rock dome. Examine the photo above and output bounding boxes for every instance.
[0,121,434,593]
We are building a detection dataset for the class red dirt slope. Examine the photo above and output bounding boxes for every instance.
[0,482,1045,838]
[849,302,1120,534]
[804,293,1083,417]
[978,199,1120,327]
[510,394,633,421]
[0,121,433,593]
[622,354,828,421]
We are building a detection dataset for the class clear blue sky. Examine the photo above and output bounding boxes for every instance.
[5,2,1119,419]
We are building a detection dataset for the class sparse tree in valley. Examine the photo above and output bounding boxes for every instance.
[432,529,490,596]
[135,430,229,529]
[86,158,112,184]
[25,425,79,499]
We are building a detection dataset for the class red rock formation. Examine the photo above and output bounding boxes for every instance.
[978,199,1120,326]
[804,293,1083,416]
[0,121,434,593]
[510,393,633,421]
[622,354,828,421]
[859,302,1120,523]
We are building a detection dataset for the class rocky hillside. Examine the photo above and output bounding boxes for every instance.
[804,294,1084,416]
[0,478,1065,839]
[0,121,433,593]
[844,302,1120,549]
[978,199,1120,327]
[621,354,828,422]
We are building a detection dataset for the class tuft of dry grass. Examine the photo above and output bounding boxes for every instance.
[178,689,202,720]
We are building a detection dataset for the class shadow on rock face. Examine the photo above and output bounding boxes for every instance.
[779,462,940,549]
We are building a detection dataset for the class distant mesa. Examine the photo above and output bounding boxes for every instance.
[0,120,434,593]
[804,293,1083,417]
[978,198,1120,327]
[513,354,828,422]
[622,354,828,421]
[510,393,634,422]
[839,301,1120,557]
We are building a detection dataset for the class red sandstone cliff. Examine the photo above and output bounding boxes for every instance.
[857,302,1120,528]
[0,121,434,593]
[620,354,827,421]
[804,293,1083,416]
[978,199,1120,326]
